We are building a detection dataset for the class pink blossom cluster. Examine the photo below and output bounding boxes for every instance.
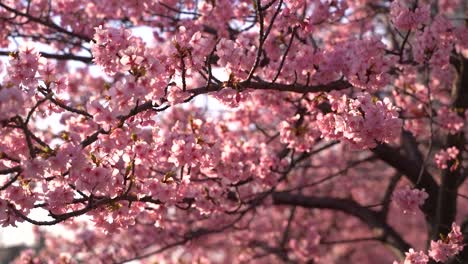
[306,0,347,28]
[393,223,465,264]
[438,0,462,13]
[72,165,113,195]
[91,25,132,75]
[281,0,347,32]
[212,88,250,108]
[394,223,464,263]
[45,184,75,214]
[317,92,402,149]
[392,186,428,214]
[436,107,465,134]
[38,62,69,93]
[401,248,429,264]
[300,48,343,85]
[288,227,321,262]
[390,0,430,30]
[0,87,26,121]
[413,16,456,67]
[1,185,35,225]
[0,45,44,120]
[6,45,42,88]
[0,198,20,227]
[279,114,321,152]
[342,38,396,91]
[1,0,468,263]
[429,223,465,262]
[216,38,255,77]
[434,147,459,171]
[188,31,215,68]
[302,38,394,90]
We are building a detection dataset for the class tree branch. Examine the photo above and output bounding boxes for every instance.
[272,192,411,256]
[372,143,439,223]
[0,51,93,63]
[188,79,352,95]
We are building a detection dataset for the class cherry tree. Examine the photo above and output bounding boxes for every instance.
[0,0,467,263]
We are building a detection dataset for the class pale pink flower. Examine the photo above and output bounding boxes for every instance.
[434,147,459,170]
[404,248,429,264]
[392,186,428,214]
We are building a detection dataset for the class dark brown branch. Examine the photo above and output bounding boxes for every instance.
[11,195,167,226]
[0,166,22,175]
[249,240,295,263]
[81,79,349,150]
[0,51,93,63]
[188,79,352,95]
[80,128,108,148]
[39,90,93,118]
[380,173,403,219]
[272,26,298,83]
[280,206,296,248]
[245,0,284,81]
[372,143,439,223]
[272,192,411,255]
[15,116,36,158]
[0,173,21,191]
[321,236,381,245]
[433,56,468,241]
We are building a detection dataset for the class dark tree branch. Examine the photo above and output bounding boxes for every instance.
[188,79,352,95]
[433,56,468,241]
[272,192,411,257]
[0,166,22,175]
[272,26,298,83]
[0,173,21,191]
[372,143,439,223]
[380,172,403,219]
[0,51,93,63]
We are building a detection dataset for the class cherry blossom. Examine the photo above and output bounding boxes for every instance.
[390,0,430,30]
[403,248,429,264]
[392,186,428,214]
[0,0,466,263]
[434,147,460,171]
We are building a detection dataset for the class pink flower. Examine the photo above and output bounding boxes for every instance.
[448,223,464,246]
[437,108,464,134]
[23,158,46,179]
[213,88,243,108]
[279,114,320,152]
[167,86,189,105]
[317,93,401,149]
[91,25,132,75]
[428,223,464,262]
[413,16,455,67]
[404,248,429,264]
[119,46,145,71]
[0,87,26,120]
[6,44,42,88]
[148,179,174,203]
[46,186,74,213]
[0,199,17,227]
[390,0,430,30]
[434,147,459,171]
[88,99,118,130]
[429,240,459,262]
[392,186,428,214]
